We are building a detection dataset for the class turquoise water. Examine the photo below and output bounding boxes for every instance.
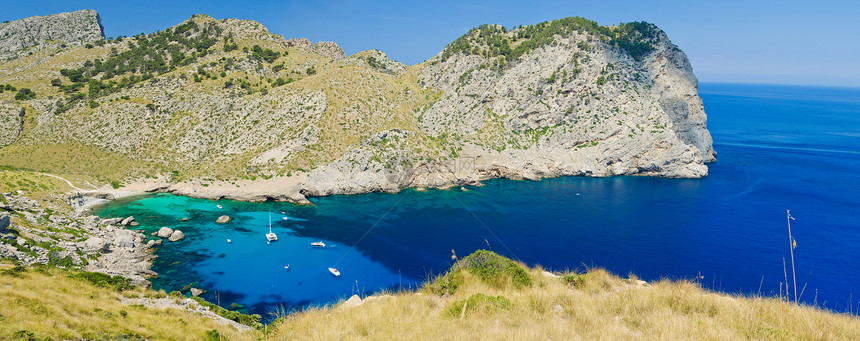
[93,83,860,318]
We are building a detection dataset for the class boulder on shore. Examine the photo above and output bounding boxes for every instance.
[216,215,231,223]
[168,230,185,242]
[121,216,135,226]
[114,230,135,248]
[190,288,205,297]
[101,217,123,226]
[157,227,174,238]
[0,212,10,230]
[84,237,109,251]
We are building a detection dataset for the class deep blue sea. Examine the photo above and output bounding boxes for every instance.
[92,83,860,318]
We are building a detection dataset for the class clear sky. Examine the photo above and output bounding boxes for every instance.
[5,0,859,87]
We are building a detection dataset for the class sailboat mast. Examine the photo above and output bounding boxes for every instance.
[268,212,272,233]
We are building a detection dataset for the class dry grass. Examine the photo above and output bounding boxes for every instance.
[1,252,858,340]
[270,265,860,340]
[0,264,258,340]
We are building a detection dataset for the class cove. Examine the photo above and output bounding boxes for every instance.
[92,83,860,318]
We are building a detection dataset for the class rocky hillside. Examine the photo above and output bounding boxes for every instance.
[0,12,715,202]
[0,9,104,61]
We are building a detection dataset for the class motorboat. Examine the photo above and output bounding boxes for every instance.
[311,241,325,247]
[328,268,340,276]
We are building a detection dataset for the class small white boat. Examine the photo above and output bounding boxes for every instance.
[217,205,223,209]
[284,264,290,270]
[282,217,289,221]
[328,268,340,276]
[311,241,325,247]
[266,213,278,242]
[227,239,232,243]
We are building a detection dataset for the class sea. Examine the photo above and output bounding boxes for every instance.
[92,83,860,319]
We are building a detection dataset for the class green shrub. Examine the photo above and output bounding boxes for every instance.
[71,271,134,291]
[14,88,36,100]
[190,297,263,329]
[1,266,27,277]
[430,250,532,295]
[562,273,586,287]
[444,293,512,317]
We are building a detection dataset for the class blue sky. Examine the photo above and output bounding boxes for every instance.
[6,0,859,87]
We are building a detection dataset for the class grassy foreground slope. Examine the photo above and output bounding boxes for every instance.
[2,250,858,340]
[271,250,860,340]
[0,263,259,340]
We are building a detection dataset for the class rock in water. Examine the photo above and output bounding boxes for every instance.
[121,216,135,226]
[181,217,189,222]
[216,215,231,223]
[168,230,185,242]
[157,227,174,238]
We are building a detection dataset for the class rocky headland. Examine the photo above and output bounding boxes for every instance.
[0,11,715,288]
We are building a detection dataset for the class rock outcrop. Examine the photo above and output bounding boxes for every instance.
[0,13,715,206]
[216,215,231,223]
[0,9,104,60]
[157,227,174,238]
[0,103,25,147]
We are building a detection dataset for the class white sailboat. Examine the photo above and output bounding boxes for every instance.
[266,212,278,242]
[311,241,325,247]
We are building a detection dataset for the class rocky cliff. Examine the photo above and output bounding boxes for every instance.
[0,12,715,202]
[0,9,104,60]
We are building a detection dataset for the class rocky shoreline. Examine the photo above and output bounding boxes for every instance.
[0,192,156,286]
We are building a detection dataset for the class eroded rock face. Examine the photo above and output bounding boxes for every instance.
[0,212,10,230]
[0,104,24,147]
[313,41,346,60]
[0,9,104,60]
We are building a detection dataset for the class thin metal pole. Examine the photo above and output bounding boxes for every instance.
[787,210,797,304]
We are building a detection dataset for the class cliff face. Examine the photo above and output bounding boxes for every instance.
[0,9,104,60]
[304,21,716,196]
[0,12,715,201]
[421,24,715,178]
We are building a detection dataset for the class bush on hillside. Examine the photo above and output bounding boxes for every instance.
[430,250,532,295]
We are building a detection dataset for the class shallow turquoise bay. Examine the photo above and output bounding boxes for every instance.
[93,83,860,318]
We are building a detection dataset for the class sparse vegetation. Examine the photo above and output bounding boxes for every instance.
[440,17,658,64]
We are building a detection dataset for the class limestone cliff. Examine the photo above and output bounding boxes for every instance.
[0,9,104,60]
[0,12,715,202]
